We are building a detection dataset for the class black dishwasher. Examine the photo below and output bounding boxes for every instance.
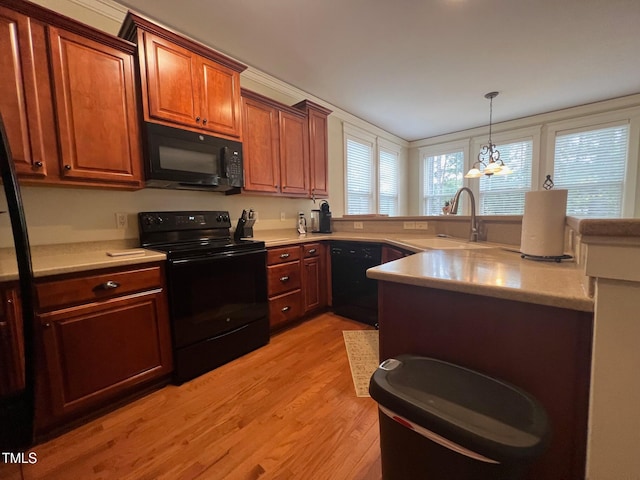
[331,241,381,327]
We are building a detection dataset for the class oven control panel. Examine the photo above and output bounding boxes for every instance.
[139,211,232,233]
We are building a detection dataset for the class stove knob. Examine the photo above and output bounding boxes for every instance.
[216,215,223,222]
[143,215,154,226]
[154,216,164,225]
[223,214,230,222]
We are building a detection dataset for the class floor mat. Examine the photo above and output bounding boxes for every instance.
[343,330,379,397]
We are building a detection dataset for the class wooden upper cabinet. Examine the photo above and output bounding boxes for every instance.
[0,0,143,189]
[48,27,142,186]
[242,94,280,193]
[120,12,246,140]
[295,100,332,198]
[199,57,242,137]
[143,32,200,127]
[242,88,309,197]
[279,110,308,196]
[0,6,57,179]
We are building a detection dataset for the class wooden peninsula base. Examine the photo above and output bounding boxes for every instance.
[378,281,593,480]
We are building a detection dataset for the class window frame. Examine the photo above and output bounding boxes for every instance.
[543,110,640,217]
[419,140,469,215]
[343,123,404,216]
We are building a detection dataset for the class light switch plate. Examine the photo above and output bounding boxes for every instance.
[354,221,364,230]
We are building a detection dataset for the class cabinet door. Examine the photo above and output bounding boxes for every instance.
[142,31,200,128]
[242,96,280,193]
[279,110,309,196]
[302,244,327,313]
[48,27,142,187]
[0,285,24,396]
[308,108,329,197]
[0,7,57,178]
[39,291,172,418]
[199,58,242,138]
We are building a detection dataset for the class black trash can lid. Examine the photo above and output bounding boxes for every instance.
[369,355,550,463]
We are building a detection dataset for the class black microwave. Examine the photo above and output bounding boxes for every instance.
[143,122,243,194]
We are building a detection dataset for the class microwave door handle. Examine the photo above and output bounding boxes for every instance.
[221,146,229,178]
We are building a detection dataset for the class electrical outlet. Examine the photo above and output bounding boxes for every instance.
[280,212,286,221]
[403,221,416,230]
[115,212,127,229]
[353,221,364,230]
[415,221,429,230]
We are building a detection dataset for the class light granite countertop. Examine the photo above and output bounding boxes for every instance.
[0,240,166,282]
[0,232,593,312]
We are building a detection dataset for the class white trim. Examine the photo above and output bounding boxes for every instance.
[411,94,640,149]
[70,0,127,22]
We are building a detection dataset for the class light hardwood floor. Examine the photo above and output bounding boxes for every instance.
[21,313,382,480]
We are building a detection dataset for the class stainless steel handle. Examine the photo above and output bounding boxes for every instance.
[280,253,290,259]
[281,306,290,312]
[280,276,289,282]
[99,280,120,290]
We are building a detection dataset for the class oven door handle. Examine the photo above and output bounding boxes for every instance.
[168,248,266,266]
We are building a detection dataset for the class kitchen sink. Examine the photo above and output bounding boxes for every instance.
[401,237,494,250]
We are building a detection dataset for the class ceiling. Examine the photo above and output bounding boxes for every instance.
[117,0,640,142]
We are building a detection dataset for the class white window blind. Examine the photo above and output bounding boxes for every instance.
[479,140,532,215]
[379,148,399,215]
[346,137,374,214]
[553,124,628,217]
[422,151,464,215]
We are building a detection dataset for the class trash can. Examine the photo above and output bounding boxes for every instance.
[369,355,550,480]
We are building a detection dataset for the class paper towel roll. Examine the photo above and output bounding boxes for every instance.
[520,189,568,257]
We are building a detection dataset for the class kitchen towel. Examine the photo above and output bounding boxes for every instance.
[520,189,568,257]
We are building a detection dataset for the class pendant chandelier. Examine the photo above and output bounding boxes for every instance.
[465,91,512,178]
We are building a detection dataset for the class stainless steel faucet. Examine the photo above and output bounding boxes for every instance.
[449,187,479,242]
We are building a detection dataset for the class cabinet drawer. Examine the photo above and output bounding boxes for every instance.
[36,266,163,311]
[269,290,302,330]
[267,262,301,296]
[267,246,301,265]
[302,243,322,257]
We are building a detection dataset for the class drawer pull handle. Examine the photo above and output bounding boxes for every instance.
[280,276,290,282]
[279,253,290,259]
[100,281,120,290]
[281,306,290,312]
[308,249,317,254]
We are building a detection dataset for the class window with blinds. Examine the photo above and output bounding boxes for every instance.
[379,148,399,215]
[422,151,464,215]
[479,140,532,215]
[553,124,629,218]
[346,137,374,214]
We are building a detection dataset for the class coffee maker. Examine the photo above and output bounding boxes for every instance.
[311,200,332,233]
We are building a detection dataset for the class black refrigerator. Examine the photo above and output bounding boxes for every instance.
[0,115,37,455]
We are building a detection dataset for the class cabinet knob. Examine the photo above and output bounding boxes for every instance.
[202,118,208,124]
[308,249,317,255]
[99,280,120,290]
[280,276,290,282]
[7,298,12,304]
[279,253,290,259]
[64,164,71,170]
[43,322,51,328]
[195,116,201,122]
[281,306,290,312]
[35,161,43,168]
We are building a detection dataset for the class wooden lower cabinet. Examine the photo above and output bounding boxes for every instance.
[381,245,413,264]
[267,242,327,330]
[302,243,327,313]
[34,264,172,433]
[0,283,24,396]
